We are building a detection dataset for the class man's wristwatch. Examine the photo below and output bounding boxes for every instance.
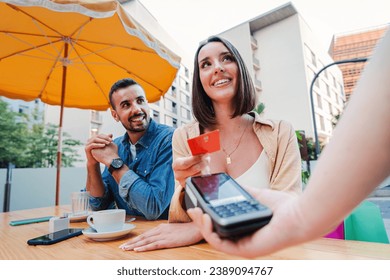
[108,158,124,174]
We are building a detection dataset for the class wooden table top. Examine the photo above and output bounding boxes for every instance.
[1,206,389,260]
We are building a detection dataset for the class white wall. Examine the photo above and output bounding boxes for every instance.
[255,15,312,134]
[0,167,87,212]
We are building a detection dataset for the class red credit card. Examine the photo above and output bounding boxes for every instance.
[187,130,220,155]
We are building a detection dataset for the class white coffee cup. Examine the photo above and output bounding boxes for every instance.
[87,209,125,232]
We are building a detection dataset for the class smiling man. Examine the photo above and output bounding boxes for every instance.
[85,78,175,220]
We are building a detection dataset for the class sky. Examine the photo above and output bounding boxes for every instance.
[138,0,389,59]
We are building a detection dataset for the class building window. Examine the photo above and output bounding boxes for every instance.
[304,44,317,67]
[91,110,102,124]
[180,91,190,105]
[319,115,325,131]
[172,102,177,114]
[152,110,160,123]
[338,95,343,106]
[18,105,29,114]
[170,86,177,98]
[332,75,337,87]
[339,82,345,98]
[164,99,177,114]
[184,67,189,78]
[326,84,331,97]
[179,77,187,89]
[327,101,333,115]
[316,93,322,109]
[181,107,190,120]
[90,123,100,137]
[165,115,178,128]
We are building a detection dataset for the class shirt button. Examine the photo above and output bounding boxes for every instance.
[144,170,147,173]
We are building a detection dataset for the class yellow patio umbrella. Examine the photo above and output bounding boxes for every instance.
[0,0,181,205]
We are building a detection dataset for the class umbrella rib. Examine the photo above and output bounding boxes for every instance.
[75,39,157,54]
[0,30,61,39]
[76,43,164,93]
[7,3,66,56]
[70,44,109,103]
[0,34,61,60]
[65,17,93,59]
[37,45,64,99]
[7,4,63,37]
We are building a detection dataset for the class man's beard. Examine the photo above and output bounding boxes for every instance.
[126,113,149,133]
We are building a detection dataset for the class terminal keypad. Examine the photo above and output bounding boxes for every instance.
[212,200,266,218]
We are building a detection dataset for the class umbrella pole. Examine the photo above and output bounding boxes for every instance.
[55,43,69,206]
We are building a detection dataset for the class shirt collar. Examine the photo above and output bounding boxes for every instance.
[248,111,274,129]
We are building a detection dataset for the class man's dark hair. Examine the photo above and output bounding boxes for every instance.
[109,78,139,109]
[192,36,256,128]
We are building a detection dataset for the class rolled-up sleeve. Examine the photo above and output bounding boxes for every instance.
[89,169,116,211]
[118,135,175,220]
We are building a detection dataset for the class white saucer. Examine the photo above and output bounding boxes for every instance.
[82,224,136,241]
[68,212,93,223]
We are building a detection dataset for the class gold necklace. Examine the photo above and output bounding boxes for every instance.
[221,119,249,165]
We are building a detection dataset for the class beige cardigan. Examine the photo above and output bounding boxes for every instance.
[168,111,302,223]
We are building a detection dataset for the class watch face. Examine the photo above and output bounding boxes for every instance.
[111,158,124,168]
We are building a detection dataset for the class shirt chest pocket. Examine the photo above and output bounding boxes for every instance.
[134,161,154,179]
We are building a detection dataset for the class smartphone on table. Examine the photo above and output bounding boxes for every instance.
[185,172,272,238]
[27,228,83,245]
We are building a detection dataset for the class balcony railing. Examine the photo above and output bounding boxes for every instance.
[251,36,258,50]
[253,55,260,70]
[254,78,262,91]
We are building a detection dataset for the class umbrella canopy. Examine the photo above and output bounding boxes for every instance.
[0,0,181,205]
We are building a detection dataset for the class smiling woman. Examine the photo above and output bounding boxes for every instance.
[119,36,302,252]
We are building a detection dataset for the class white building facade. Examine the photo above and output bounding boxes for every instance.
[219,3,345,144]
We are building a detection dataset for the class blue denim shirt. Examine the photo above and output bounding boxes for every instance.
[89,120,175,220]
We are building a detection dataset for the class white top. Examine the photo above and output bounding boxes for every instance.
[235,150,270,189]
[130,142,137,160]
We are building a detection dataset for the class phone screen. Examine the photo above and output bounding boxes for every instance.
[191,174,246,207]
[27,228,83,245]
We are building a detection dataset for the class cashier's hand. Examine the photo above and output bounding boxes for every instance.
[187,189,306,258]
[119,222,203,252]
[172,155,210,187]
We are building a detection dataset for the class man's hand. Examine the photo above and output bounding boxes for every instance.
[91,142,119,167]
[85,134,113,165]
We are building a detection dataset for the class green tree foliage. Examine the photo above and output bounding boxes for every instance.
[0,99,29,167]
[254,102,265,114]
[0,98,82,168]
[295,131,321,184]
[332,112,341,128]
